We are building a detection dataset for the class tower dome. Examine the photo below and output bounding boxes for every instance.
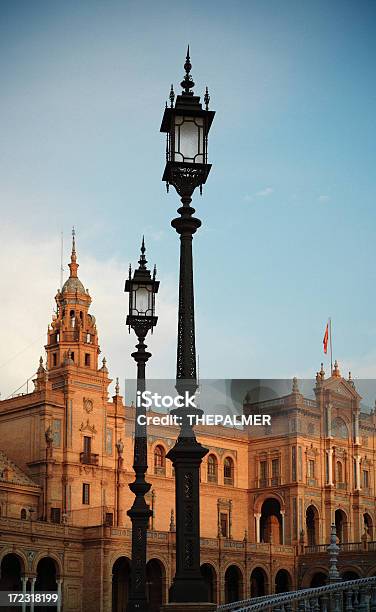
[61,228,86,295]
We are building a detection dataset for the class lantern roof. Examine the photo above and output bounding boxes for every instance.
[160,48,215,133]
[125,238,159,292]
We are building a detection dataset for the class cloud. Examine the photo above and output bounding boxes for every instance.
[255,187,274,197]
[0,225,177,400]
[244,187,273,202]
[318,195,330,202]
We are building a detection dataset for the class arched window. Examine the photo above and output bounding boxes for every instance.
[336,461,343,485]
[224,457,234,486]
[20,509,27,520]
[154,445,166,475]
[207,455,218,483]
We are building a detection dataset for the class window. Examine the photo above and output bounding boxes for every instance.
[260,460,267,486]
[308,460,315,479]
[106,429,113,455]
[52,353,57,367]
[52,419,61,447]
[207,454,218,483]
[20,508,27,520]
[363,470,369,489]
[50,508,61,524]
[105,512,113,526]
[220,512,228,537]
[224,457,234,485]
[85,353,90,366]
[336,461,343,483]
[71,351,75,362]
[272,458,280,485]
[82,483,90,505]
[83,436,92,456]
[154,445,166,475]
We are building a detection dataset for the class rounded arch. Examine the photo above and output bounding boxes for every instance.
[32,552,62,578]
[341,567,363,581]
[260,498,283,544]
[310,572,327,587]
[306,504,320,546]
[207,453,218,484]
[364,512,374,539]
[224,564,244,603]
[146,558,166,612]
[274,568,292,593]
[335,508,348,543]
[223,456,235,485]
[300,565,329,589]
[250,566,269,597]
[201,563,217,604]
[153,444,166,475]
[0,553,23,593]
[331,417,349,440]
[254,491,285,514]
[0,549,27,574]
[112,556,131,612]
[35,557,58,600]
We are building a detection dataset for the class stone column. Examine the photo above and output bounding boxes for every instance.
[280,511,285,545]
[30,577,36,612]
[327,448,333,486]
[57,578,62,612]
[21,576,28,612]
[355,455,361,491]
[254,513,261,543]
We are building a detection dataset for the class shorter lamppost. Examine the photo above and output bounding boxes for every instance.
[125,238,159,612]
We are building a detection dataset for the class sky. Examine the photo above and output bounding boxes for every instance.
[0,0,376,399]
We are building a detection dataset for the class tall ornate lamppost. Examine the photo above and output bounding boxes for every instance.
[160,49,215,604]
[125,238,159,612]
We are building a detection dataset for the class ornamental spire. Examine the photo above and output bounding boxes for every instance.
[138,236,147,270]
[68,226,79,278]
[181,45,195,95]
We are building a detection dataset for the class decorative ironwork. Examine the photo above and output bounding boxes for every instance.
[217,576,376,612]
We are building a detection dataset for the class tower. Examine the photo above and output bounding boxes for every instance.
[46,229,99,377]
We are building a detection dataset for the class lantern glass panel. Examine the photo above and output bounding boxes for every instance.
[131,285,153,316]
[174,116,204,164]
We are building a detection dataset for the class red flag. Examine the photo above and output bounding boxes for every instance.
[323,323,329,354]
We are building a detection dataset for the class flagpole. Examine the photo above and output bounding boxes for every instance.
[329,317,333,375]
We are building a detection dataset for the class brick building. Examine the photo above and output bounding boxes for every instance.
[1,238,376,611]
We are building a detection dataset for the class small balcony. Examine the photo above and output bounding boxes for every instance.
[80,452,99,466]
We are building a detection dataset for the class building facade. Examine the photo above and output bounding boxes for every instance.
[1,240,376,611]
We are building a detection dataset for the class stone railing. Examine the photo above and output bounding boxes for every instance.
[304,541,374,554]
[217,576,376,612]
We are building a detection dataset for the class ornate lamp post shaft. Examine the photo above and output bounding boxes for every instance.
[125,239,159,612]
[160,49,215,604]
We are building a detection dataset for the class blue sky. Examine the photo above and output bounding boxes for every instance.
[0,0,376,396]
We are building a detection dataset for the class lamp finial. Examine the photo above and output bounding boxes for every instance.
[138,236,147,270]
[204,86,210,110]
[181,45,195,95]
[169,84,175,108]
